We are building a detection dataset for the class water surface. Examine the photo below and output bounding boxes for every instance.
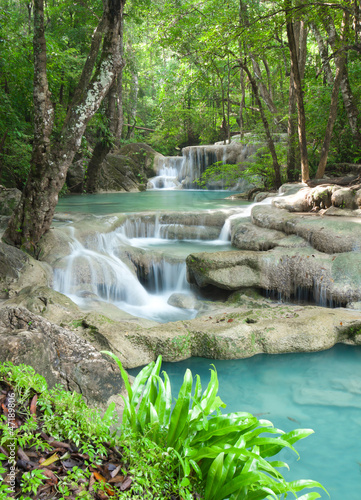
[56,190,247,214]
[130,344,361,500]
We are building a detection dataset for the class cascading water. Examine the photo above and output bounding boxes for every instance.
[218,196,274,242]
[53,226,198,323]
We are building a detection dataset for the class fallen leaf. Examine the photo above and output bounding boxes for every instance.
[39,453,59,467]
[30,394,37,417]
[120,476,133,491]
[227,318,234,323]
[110,465,122,478]
[93,471,115,496]
[109,475,125,483]
[41,468,58,486]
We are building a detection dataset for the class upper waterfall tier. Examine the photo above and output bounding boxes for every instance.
[148,139,261,190]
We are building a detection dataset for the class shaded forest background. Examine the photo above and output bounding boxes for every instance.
[1,0,360,191]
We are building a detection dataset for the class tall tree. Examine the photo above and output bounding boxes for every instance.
[3,0,126,253]
[284,0,310,183]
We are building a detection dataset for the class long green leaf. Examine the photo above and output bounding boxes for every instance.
[167,368,193,448]
[261,428,315,458]
[101,351,133,400]
[288,479,329,495]
[205,452,224,500]
[297,493,322,500]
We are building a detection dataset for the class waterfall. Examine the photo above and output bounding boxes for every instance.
[149,157,183,190]
[149,146,219,190]
[218,196,274,242]
[53,226,197,323]
[139,260,189,294]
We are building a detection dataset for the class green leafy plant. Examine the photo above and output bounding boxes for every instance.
[103,352,327,500]
[20,469,47,495]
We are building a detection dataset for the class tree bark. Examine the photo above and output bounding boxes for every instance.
[285,0,310,183]
[287,20,307,181]
[315,11,349,178]
[251,56,287,132]
[86,12,125,194]
[323,17,361,147]
[3,0,126,253]
[239,61,282,189]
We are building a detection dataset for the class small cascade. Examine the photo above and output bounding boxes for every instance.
[137,260,189,294]
[53,232,149,306]
[118,215,161,238]
[53,226,197,323]
[179,146,218,188]
[149,157,183,190]
[218,196,274,241]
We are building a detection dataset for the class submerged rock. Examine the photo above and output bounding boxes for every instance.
[167,293,199,309]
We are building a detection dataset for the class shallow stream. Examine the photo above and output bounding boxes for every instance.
[56,190,361,499]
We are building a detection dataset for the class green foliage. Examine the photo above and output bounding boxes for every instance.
[198,144,287,189]
[20,469,47,495]
[103,352,327,500]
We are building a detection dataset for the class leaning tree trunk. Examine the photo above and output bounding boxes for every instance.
[239,61,282,189]
[323,18,361,148]
[3,0,126,254]
[285,0,310,183]
[86,13,125,194]
[315,10,349,178]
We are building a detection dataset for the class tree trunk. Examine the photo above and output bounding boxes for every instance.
[240,61,282,189]
[315,11,349,178]
[323,17,361,147]
[251,56,287,132]
[86,13,125,194]
[3,0,126,253]
[287,20,307,181]
[285,0,310,183]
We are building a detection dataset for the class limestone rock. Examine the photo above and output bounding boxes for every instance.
[186,246,361,305]
[331,187,359,209]
[0,242,51,298]
[0,307,123,407]
[5,286,82,324]
[167,293,199,309]
[97,154,144,192]
[231,220,286,251]
[117,143,159,178]
[251,205,361,253]
[273,187,312,212]
[0,187,21,216]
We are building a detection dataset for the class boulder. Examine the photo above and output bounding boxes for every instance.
[0,187,21,216]
[116,143,160,178]
[0,241,51,298]
[0,307,123,408]
[231,220,287,251]
[167,293,199,309]
[331,187,359,209]
[95,143,161,193]
[96,153,144,192]
[273,187,312,212]
[5,286,82,324]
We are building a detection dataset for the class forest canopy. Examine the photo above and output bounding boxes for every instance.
[0,0,361,248]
